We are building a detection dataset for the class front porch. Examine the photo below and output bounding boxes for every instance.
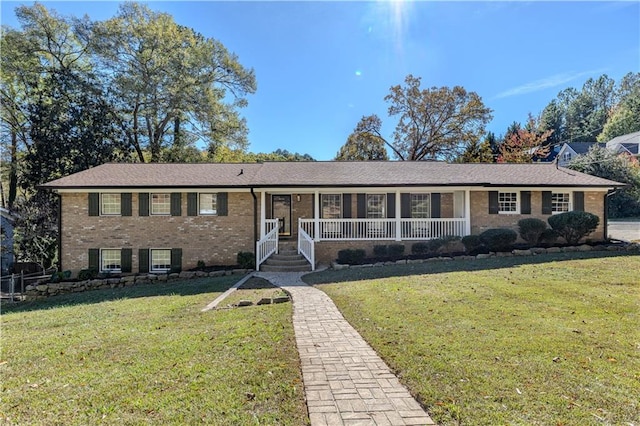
[256,189,472,271]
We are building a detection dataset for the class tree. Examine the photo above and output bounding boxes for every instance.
[458,136,493,163]
[498,115,553,163]
[597,72,640,141]
[91,3,257,162]
[568,146,640,218]
[355,75,492,161]
[335,123,388,161]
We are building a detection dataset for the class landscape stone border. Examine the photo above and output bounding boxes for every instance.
[24,268,252,300]
[331,242,640,270]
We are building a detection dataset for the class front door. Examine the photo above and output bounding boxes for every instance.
[272,195,292,236]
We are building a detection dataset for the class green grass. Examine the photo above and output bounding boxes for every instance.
[305,252,640,426]
[1,276,308,425]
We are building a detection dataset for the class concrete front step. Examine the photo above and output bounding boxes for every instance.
[260,264,312,272]
[265,257,309,267]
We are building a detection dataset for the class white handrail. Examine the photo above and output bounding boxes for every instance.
[256,219,279,271]
[297,222,315,271]
[299,218,467,241]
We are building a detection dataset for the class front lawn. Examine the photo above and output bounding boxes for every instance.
[1,276,308,425]
[305,252,640,425]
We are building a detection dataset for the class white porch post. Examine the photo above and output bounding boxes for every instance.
[314,191,320,242]
[395,190,401,241]
[260,190,266,238]
[465,189,471,235]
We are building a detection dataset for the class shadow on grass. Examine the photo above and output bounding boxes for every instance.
[303,250,639,285]
[1,275,242,314]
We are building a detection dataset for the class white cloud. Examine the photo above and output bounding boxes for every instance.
[494,69,606,99]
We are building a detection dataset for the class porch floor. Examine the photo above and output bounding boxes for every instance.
[255,271,435,426]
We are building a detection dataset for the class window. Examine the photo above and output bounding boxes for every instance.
[367,194,385,218]
[410,194,431,218]
[321,194,342,218]
[151,249,171,272]
[101,194,121,215]
[563,152,572,162]
[552,192,570,213]
[199,193,217,215]
[101,249,121,272]
[499,192,518,213]
[151,193,171,215]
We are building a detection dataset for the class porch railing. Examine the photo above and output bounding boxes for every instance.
[256,219,279,271]
[297,223,315,271]
[299,218,466,241]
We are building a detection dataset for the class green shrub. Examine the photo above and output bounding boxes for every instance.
[518,218,548,246]
[337,249,366,265]
[77,268,98,281]
[547,211,599,245]
[411,242,430,255]
[237,251,255,269]
[539,229,559,245]
[461,235,483,253]
[373,245,388,256]
[479,228,517,252]
[196,260,206,269]
[388,244,405,256]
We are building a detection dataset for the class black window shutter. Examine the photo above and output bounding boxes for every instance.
[573,191,585,212]
[542,191,553,215]
[171,248,183,272]
[520,191,531,215]
[401,193,411,218]
[357,194,366,218]
[88,249,99,270]
[88,193,99,216]
[139,193,149,216]
[170,193,182,216]
[218,192,228,216]
[121,248,132,273]
[138,249,149,274]
[488,191,499,214]
[342,194,351,218]
[387,193,396,219]
[121,193,132,216]
[187,193,198,216]
[431,193,441,218]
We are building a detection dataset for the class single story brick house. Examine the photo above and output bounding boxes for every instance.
[42,161,622,274]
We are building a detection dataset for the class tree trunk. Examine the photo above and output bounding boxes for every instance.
[8,129,18,209]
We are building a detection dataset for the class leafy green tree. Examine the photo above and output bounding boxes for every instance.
[335,124,388,161]
[355,75,492,161]
[459,137,493,163]
[568,146,640,218]
[91,3,257,162]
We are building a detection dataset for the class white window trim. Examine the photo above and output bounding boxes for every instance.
[199,193,218,216]
[321,194,342,219]
[150,248,171,273]
[366,194,386,219]
[551,192,572,214]
[498,191,519,215]
[100,193,121,216]
[151,193,171,215]
[410,193,431,219]
[100,248,122,273]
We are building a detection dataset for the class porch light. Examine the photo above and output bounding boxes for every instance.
[296,195,301,202]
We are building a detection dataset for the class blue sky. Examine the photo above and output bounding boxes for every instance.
[2,1,639,160]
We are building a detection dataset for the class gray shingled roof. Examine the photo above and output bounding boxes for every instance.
[42,161,623,189]
[607,130,640,146]
[565,142,606,155]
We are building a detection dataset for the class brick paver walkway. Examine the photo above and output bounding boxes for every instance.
[255,272,435,426]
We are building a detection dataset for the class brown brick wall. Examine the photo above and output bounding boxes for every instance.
[60,192,256,274]
[470,190,606,241]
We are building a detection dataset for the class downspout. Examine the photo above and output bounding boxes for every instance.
[250,188,258,244]
[604,188,618,241]
[57,192,62,271]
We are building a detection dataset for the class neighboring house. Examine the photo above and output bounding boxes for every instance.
[1,208,17,276]
[556,142,607,167]
[605,131,640,160]
[42,162,623,274]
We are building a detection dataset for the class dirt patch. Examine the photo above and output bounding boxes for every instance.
[218,277,289,308]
